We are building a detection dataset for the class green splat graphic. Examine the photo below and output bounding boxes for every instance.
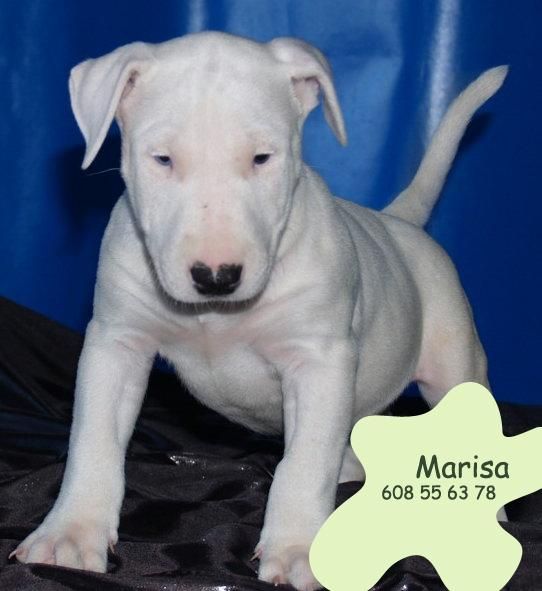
[310,382,542,591]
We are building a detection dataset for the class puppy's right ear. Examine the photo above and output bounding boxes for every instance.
[69,42,153,169]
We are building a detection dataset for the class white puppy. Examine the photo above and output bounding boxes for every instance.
[12,32,506,590]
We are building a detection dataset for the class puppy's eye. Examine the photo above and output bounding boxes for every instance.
[154,154,172,167]
[253,153,271,166]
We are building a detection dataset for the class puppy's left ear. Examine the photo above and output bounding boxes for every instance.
[268,37,347,146]
[69,42,154,169]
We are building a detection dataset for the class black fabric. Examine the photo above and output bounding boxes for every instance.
[0,296,540,591]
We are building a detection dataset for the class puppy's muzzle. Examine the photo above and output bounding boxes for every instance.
[190,262,243,296]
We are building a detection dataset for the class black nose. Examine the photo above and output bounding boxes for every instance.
[190,263,242,296]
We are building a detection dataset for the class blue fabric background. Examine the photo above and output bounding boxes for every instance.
[1,1,540,403]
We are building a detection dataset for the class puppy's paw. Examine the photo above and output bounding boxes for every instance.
[257,542,321,591]
[10,517,114,572]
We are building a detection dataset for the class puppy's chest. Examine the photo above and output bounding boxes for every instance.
[159,317,284,434]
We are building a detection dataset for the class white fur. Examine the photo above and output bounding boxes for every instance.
[12,32,506,590]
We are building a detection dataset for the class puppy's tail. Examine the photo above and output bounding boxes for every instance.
[383,65,508,227]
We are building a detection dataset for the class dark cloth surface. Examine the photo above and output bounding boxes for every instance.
[0,295,540,590]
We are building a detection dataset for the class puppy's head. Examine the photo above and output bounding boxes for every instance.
[70,32,346,303]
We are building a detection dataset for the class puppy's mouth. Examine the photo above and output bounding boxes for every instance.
[145,240,274,311]
[151,261,265,312]
[160,284,261,314]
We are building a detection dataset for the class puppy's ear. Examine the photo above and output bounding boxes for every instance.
[69,42,153,169]
[268,37,347,146]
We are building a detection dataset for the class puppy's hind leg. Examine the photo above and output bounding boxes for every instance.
[338,444,366,484]
[416,325,489,409]
[415,262,489,410]
[415,292,507,520]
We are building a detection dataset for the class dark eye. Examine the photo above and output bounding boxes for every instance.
[253,153,271,165]
[154,154,171,166]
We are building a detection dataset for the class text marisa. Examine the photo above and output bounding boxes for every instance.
[416,455,510,479]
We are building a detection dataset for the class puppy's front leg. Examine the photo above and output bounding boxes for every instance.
[12,319,155,571]
[258,339,356,590]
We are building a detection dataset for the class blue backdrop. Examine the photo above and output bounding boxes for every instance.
[1,1,540,403]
